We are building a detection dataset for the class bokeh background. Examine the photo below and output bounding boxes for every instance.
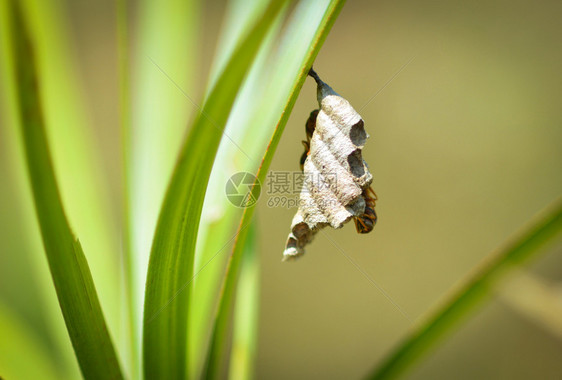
[1,0,561,379]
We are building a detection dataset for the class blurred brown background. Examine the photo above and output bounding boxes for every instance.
[6,0,562,378]
[262,1,562,378]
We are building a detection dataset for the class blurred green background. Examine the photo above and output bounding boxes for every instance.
[1,0,561,379]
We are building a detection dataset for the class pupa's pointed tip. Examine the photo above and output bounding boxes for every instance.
[308,67,337,101]
[316,80,338,105]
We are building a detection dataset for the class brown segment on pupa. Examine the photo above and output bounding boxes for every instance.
[299,110,319,171]
[283,69,376,260]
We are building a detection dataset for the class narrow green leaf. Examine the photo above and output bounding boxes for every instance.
[142,1,287,378]
[128,3,200,372]
[18,0,122,341]
[228,221,260,380]
[188,4,287,375]
[0,6,81,377]
[202,1,346,378]
[9,2,124,379]
[367,197,562,379]
[206,0,270,92]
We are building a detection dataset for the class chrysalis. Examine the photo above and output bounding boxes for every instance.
[283,69,377,260]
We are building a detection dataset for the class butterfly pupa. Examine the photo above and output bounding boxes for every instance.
[283,69,377,261]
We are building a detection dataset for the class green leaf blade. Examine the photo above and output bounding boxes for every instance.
[9,3,124,379]
[126,3,201,374]
[228,221,260,380]
[141,1,288,378]
[187,4,288,375]
[202,1,346,377]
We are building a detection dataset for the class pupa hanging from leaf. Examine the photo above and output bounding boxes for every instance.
[283,68,377,261]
